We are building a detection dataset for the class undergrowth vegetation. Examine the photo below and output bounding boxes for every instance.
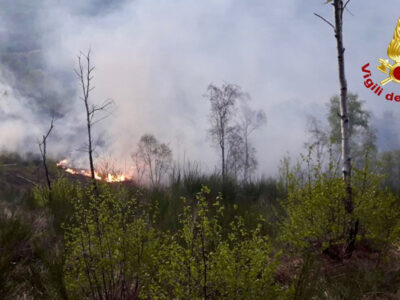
[1,152,400,299]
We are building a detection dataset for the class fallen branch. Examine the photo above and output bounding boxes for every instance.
[16,175,37,186]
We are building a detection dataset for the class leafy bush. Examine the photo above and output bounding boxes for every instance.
[280,163,349,252]
[353,168,400,247]
[145,186,282,299]
[0,203,65,299]
[280,151,400,254]
[64,184,160,299]
[63,185,283,299]
[33,178,77,234]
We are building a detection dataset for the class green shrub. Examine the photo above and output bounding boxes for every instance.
[281,170,349,252]
[63,184,160,299]
[280,151,400,253]
[0,204,65,299]
[353,168,400,247]
[33,178,77,234]
[145,186,282,299]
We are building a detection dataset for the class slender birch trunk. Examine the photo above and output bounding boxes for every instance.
[333,0,352,212]
[332,0,358,257]
[316,0,356,258]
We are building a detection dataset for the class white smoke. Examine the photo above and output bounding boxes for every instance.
[1,0,400,175]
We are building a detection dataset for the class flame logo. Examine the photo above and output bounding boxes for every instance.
[377,18,400,85]
[388,18,400,63]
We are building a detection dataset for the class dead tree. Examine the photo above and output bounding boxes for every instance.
[75,50,113,188]
[131,151,146,185]
[39,118,55,191]
[76,50,115,300]
[315,0,357,258]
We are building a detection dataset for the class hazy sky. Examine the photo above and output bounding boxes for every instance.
[1,0,400,176]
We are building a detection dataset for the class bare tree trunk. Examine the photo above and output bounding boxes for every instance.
[79,52,96,185]
[244,133,249,183]
[220,121,226,181]
[39,118,55,193]
[76,50,113,190]
[85,99,96,183]
[221,143,225,180]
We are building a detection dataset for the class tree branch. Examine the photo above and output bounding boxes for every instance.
[39,117,55,157]
[343,0,351,10]
[16,174,37,186]
[314,13,335,30]
[92,99,114,114]
[345,5,354,16]
[44,118,55,140]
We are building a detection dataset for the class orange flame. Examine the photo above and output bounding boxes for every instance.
[57,159,130,183]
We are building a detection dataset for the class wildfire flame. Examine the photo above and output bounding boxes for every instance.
[57,159,130,183]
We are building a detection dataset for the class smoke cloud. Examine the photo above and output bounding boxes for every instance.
[1,0,400,176]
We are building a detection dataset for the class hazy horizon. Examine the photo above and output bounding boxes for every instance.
[1,0,400,177]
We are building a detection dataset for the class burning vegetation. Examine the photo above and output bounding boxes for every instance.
[56,159,130,183]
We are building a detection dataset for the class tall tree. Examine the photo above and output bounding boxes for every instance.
[306,116,330,163]
[328,93,376,169]
[133,134,172,187]
[315,0,356,257]
[328,94,370,145]
[238,104,266,182]
[205,83,244,180]
[380,150,400,194]
[227,104,266,182]
[306,93,376,170]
